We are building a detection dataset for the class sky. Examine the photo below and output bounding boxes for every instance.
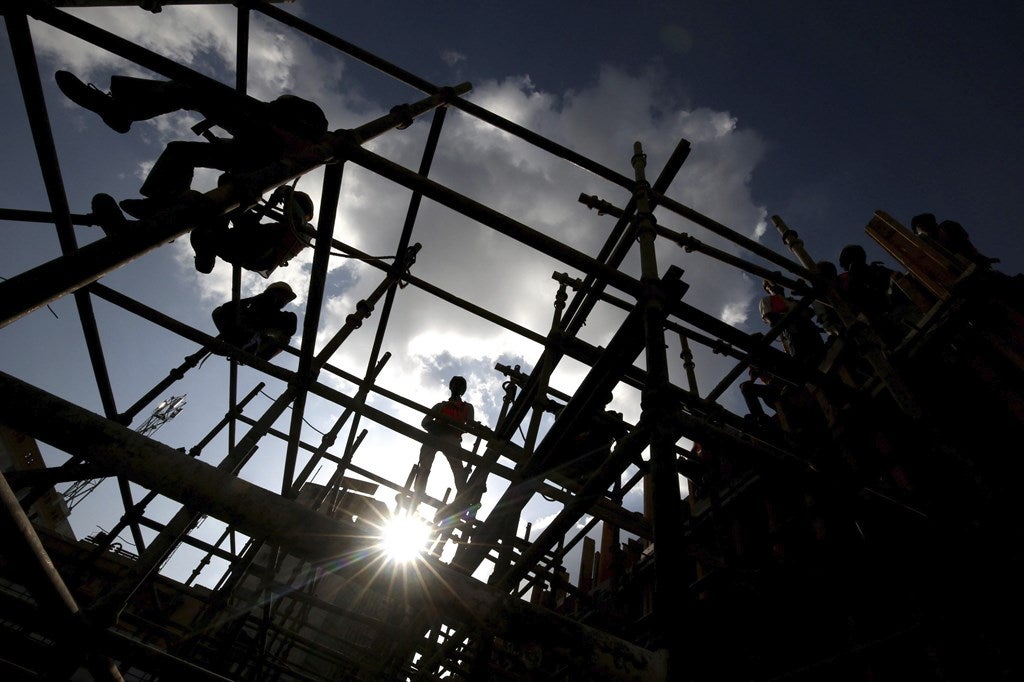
[1,1,1021,587]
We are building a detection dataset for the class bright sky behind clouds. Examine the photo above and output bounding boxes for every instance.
[1,0,1021,582]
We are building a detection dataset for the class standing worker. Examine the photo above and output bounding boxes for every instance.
[413,376,475,509]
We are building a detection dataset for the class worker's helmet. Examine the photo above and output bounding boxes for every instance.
[838,244,866,271]
[294,192,314,222]
[911,213,937,236]
[449,375,467,396]
[266,281,297,303]
[759,294,789,323]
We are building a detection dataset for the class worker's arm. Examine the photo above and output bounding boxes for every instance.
[422,402,442,431]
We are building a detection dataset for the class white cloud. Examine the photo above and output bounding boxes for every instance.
[441,49,465,67]
[721,301,749,326]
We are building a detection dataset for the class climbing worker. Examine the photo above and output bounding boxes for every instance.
[190,184,315,276]
[413,376,476,507]
[54,70,329,217]
[211,281,298,361]
[759,279,826,368]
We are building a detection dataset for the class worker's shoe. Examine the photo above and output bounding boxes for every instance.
[119,196,168,219]
[194,251,216,274]
[120,189,203,220]
[55,71,132,134]
[87,193,131,237]
[190,216,228,272]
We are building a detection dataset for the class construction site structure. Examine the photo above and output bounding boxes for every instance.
[2,2,1024,681]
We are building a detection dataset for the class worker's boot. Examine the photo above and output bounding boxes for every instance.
[54,71,132,134]
[120,188,203,220]
[87,193,131,237]
[189,222,219,274]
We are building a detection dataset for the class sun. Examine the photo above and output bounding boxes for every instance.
[379,512,433,563]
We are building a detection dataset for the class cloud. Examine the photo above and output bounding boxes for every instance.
[441,49,466,67]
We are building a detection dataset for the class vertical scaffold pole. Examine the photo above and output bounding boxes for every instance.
[631,142,682,668]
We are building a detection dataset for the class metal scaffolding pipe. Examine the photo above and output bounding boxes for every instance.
[281,160,346,494]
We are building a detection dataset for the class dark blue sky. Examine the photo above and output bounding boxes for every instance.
[305,0,1024,273]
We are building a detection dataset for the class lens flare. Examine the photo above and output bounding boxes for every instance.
[379,512,432,563]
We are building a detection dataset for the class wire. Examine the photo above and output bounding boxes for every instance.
[259,389,327,435]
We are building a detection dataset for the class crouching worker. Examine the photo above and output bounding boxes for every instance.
[211,281,297,361]
[191,185,314,276]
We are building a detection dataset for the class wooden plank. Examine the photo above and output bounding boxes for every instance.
[866,210,967,299]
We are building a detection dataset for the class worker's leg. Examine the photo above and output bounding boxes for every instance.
[740,380,779,428]
[411,443,437,511]
[442,447,468,492]
[55,71,133,133]
[107,75,199,121]
[140,140,238,198]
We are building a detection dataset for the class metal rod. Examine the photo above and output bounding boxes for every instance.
[632,141,683,663]
[281,161,346,495]
[118,347,209,425]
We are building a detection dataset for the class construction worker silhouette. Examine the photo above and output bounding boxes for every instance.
[55,70,328,217]
[413,376,475,506]
[211,281,298,361]
[837,244,905,345]
[190,184,314,276]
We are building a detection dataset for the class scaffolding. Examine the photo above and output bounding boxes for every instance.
[2,2,1024,681]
